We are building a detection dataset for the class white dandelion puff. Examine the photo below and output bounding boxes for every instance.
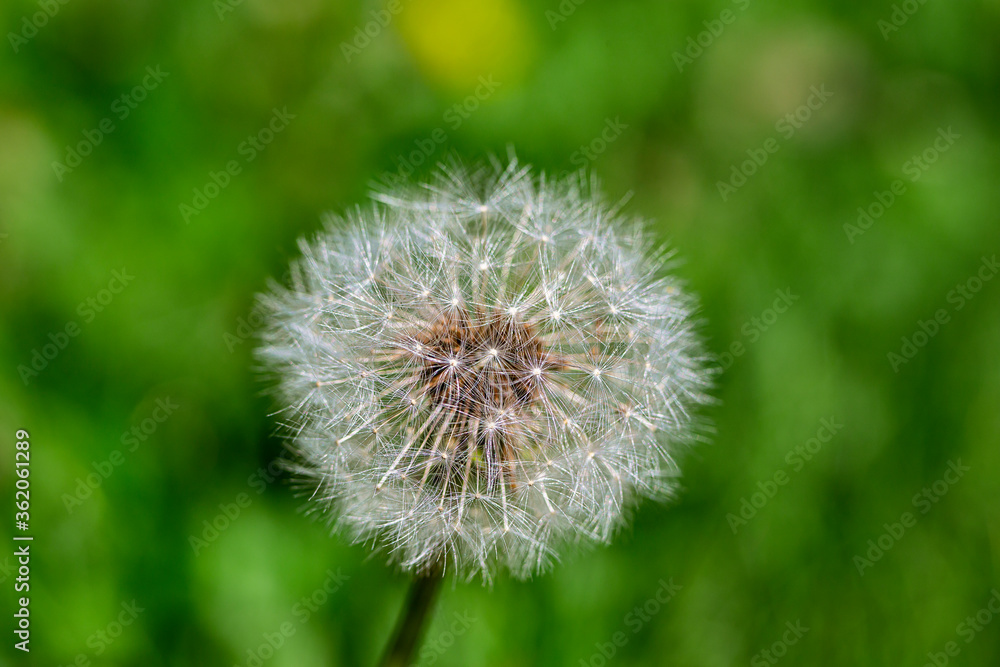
[257,157,712,582]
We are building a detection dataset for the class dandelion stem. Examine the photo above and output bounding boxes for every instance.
[378,571,443,667]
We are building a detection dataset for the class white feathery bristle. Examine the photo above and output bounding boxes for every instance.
[257,157,712,582]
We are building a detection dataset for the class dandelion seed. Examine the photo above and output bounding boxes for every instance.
[257,156,711,582]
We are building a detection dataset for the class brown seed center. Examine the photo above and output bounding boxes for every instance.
[413,309,553,420]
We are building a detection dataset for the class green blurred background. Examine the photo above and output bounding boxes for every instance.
[2,0,999,665]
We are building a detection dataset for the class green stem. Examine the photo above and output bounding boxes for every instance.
[378,573,443,667]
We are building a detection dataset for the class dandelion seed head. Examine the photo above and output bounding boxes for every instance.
[257,157,711,582]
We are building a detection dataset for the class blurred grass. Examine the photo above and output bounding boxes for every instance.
[1,0,999,665]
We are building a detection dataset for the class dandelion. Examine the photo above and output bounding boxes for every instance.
[257,156,711,664]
